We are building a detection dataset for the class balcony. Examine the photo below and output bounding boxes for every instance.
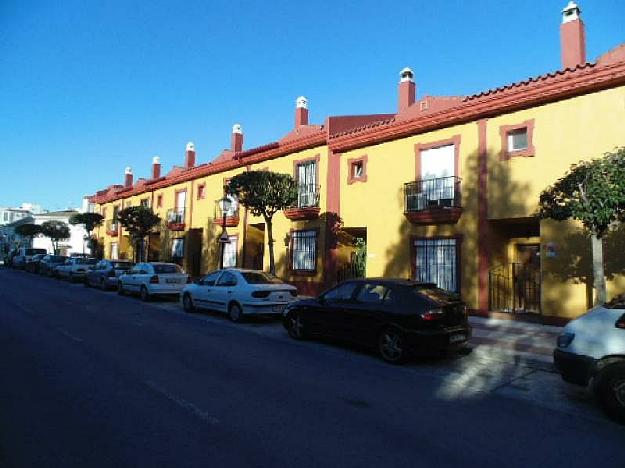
[404,176,462,225]
[214,199,240,227]
[284,184,321,221]
[106,220,119,236]
[167,208,186,231]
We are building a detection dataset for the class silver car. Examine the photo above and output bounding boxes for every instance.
[181,269,298,322]
[55,257,98,282]
[118,262,189,301]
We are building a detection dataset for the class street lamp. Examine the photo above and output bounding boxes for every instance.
[218,194,232,269]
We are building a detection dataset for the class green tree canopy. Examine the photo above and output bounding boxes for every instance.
[117,206,161,262]
[227,171,298,274]
[69,212,104,256]
[69,212,104,234]
[539,147,625,304]
[41,220,70,255]
[15,223,43,239]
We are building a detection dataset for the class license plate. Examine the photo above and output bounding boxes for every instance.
[166,279,179,284]
[449,333,466,344]
[273,305,285,313]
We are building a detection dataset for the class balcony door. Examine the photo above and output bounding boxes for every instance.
[420,144,455,206]
[297,161,317,208]
[176,190,187,212]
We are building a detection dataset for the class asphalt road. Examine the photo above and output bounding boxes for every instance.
[0,267,622,468]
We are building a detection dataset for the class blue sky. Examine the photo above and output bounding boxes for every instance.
[1,0,623,210]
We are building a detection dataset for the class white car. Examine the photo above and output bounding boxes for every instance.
[181,269,298,322]
[118,262,189,301]
[554,295,625,424]
[55,257,98,282]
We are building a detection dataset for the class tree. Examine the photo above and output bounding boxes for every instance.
[228,171,298,275]
[117,206,161,262]
[69,212,104,255]
[41,221,70,255]
[539,147,625,305]
[14,223,43,247]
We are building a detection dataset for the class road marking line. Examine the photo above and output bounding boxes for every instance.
[56,328,84,343]
[144,380,219,425]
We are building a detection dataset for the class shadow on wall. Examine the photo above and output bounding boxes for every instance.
[201,219,219,273]
[380,146,536,312]
[544,224,625,310]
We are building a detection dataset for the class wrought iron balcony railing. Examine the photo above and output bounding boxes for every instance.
[404,176,462,212]
[166,208,186,230]
[106,220,119,236]
[403,176,462,225]
[295,184,321,209]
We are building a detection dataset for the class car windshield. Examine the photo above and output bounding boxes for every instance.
[25,248,47,256]
[241,272,284,284]
[154,264,183,274]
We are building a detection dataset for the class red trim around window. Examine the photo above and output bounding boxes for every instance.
[288,228,320,276]
[197,183,205,200]
[414,135,461,180]
[499,119,535,160]
[347,155,368,185]
[292,154,320,183]
[409,235,463,293]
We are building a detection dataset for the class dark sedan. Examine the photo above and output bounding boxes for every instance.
[24,254,47,273]
[282,279,471,364]
[85,259,134,290]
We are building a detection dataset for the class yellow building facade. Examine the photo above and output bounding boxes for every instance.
[91,4,625,322]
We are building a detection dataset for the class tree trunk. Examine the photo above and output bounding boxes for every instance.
[591,234,607,305]
[265,216,276,275]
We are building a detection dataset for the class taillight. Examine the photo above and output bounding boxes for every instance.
[420,309,444,321]
[252,290,271,299]
[616,313,625,329]
[149,275,159,284]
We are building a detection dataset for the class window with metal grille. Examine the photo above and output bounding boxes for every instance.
[292,230,317,271]
[414,238,458,292]
[296,161,317,208]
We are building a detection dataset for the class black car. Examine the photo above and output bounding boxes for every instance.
[24,253,47,273]
[38,255,69,277]
[282,278,471,364]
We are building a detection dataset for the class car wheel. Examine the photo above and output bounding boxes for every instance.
[378,328,407,364]
[182,293,195,313]
[84,277,90,287]
[286,312,307,340]
[228,302,244,323]
[100,278,107,291]
[596,363,625,425]
[68,273,74,283]
[117,282,125,295]
[140,285,151,302]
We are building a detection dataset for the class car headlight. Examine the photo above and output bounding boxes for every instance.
[557,332,575,348]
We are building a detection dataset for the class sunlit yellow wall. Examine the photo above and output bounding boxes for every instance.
[488,86,625,219]
[188,167,247,273]
[340,124,481,309]
[248,145,329,286]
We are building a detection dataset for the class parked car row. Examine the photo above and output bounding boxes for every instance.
[9,253,623,423]
[13,256,473,365]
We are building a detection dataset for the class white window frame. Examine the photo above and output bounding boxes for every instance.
[507,128,529,152]
[222,236,238,268]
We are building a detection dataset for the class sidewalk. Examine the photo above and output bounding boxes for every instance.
[468,316,562,370]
